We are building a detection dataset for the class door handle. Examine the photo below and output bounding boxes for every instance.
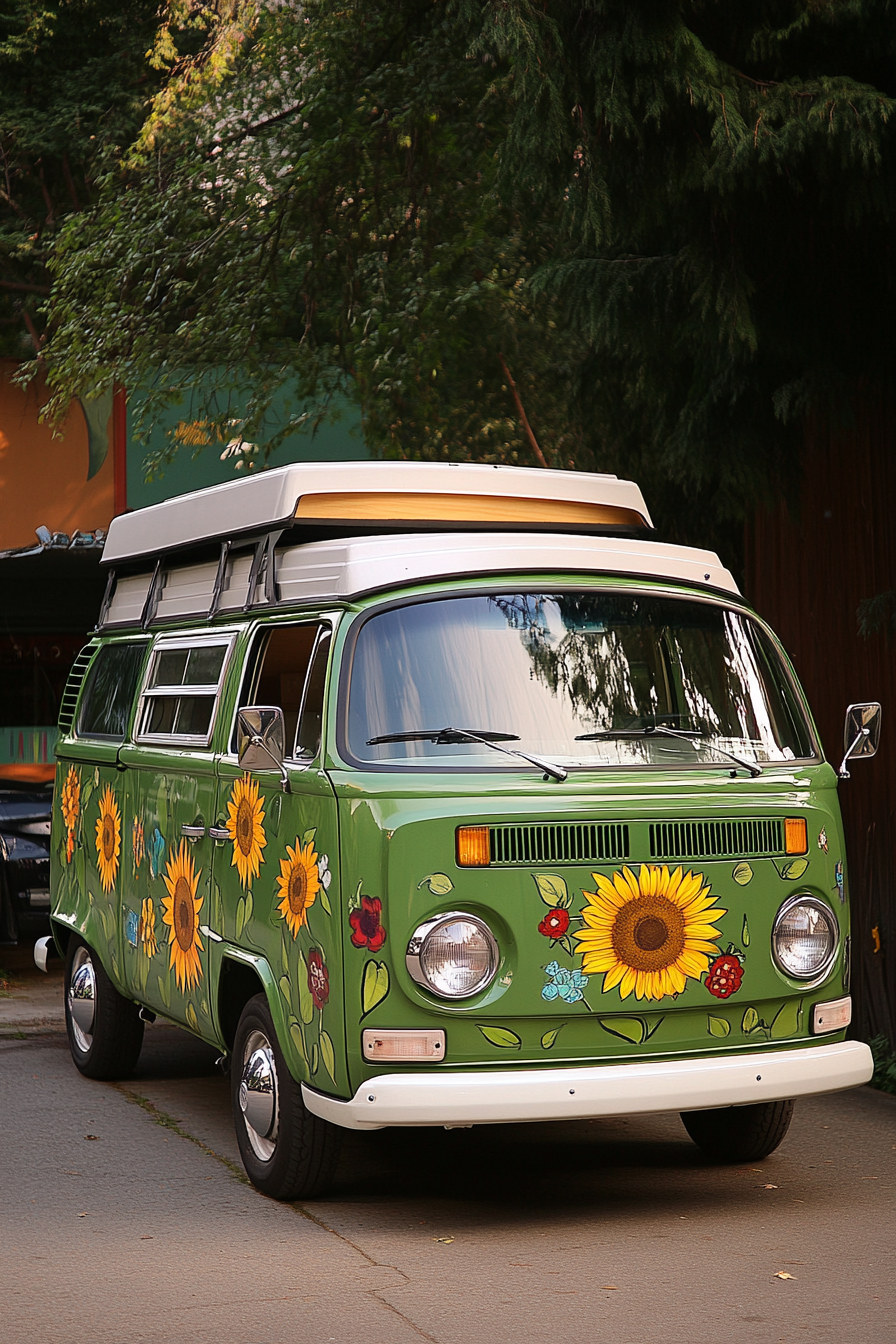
[208,825,230,842]
[181,823,207,841]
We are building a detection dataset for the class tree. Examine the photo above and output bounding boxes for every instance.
[36,1,896,554]
[0,0,164,356]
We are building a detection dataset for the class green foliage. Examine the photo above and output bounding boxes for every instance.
[869,1033,896,1094]
[32,1,896,554]
[0,0,163,355]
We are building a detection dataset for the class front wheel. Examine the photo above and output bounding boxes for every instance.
[64,936,144,1080]
[681,1099,795,1163]
[232,994,341,1200]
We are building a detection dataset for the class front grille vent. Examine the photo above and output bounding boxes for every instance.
[649,818,784,861]
[56,643,97,737]
[489,822,630,866]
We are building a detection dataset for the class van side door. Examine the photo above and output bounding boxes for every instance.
[117,632,237,1034]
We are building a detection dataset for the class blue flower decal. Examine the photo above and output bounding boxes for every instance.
[149,826,166,879]
[542,960,589,1003]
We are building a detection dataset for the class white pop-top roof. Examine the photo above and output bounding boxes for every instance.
[102,461,653,565]
[103,529,738,628]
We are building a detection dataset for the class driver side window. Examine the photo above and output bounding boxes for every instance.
[236,623,331,759]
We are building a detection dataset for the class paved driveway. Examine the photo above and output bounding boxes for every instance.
[1,959,894,1344]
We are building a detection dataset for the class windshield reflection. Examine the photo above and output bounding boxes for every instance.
[345,593,815,770]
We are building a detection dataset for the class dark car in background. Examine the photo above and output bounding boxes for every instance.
[0,784,52,944]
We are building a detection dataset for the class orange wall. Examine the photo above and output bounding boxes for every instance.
[0,360,115,550]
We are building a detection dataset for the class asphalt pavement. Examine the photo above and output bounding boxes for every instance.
[1,949,894,1344]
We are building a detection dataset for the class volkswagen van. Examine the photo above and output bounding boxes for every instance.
[41,462,876,1198]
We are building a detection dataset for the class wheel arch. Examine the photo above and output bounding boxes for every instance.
[217,949,304,1079]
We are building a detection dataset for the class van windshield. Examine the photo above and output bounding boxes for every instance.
[345,593,816,770]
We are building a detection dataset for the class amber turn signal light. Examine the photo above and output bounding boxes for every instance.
[456,825,491,867]
[784,817,808,855]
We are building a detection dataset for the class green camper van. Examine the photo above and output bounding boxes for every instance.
[41,462,877,1198]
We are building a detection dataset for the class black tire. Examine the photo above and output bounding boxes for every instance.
[681,1099,795,1163]
[231,993,341,1200]
[64,936,144,1080]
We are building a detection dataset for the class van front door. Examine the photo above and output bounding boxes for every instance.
[213,622,345,1092]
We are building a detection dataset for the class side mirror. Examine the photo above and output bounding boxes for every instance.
[237,706,289,791]
[839,701,882,779]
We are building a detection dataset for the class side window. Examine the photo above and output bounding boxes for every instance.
[237,624,330,758]
[137,637,233,746]
[296,629,332,758]
[77,642,149,741]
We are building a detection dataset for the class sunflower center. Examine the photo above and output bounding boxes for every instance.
[102,815,115,860]
[236,799,254,856]
[287,863,308,916]
[611,894,686,972]
[173,877,195,951]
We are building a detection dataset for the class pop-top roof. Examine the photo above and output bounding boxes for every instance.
[102,461,653,565]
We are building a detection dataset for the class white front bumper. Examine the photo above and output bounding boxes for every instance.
[302,1040,872,1130]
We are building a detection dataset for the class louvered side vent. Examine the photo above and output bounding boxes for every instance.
[56,644,97,737]
[649,818,784,861]
[489,822,630,866]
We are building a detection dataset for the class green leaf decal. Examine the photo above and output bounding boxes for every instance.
[418,872,454,895]
[770,998,802,1040]
[707,1015,731,1037]
[243,889,253,926]
[301,828,317,849]
[643,1016,664,1041]
[779,857,809,880]
[733,862,753,886]
[361,960,390,1017]
[541,1027,564,1049]
[477,1025,521,1049]
[534,874,570,908]
[156,973,171,1011]
[279,974,292,1004]
[235,896,246,939]
[742,915,750,947]
[298,950,315,1024]
[742,1006,760,1034]
[319,885,332,916]
[558,934,573,956]
[598,1015,647,1045]
[281,937,289,975]
[289,1021,307,1065]
[320,1030,337,1083]
[186,1002,198,1032]
[310,1041,319,1076]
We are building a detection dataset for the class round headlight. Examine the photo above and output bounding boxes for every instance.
[772,895,839,980]
[406,911,499,999]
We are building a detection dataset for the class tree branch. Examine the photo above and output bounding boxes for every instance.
[498,352,549,469]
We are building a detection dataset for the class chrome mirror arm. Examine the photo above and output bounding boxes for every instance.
[247,733,291,792]
[838,727,870,780]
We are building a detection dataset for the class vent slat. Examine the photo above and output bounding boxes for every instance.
[649,818,784,861]
[56,643,97,737]
[488,822,630,866]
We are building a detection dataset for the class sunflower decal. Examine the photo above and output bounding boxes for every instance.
[60,765,80,863]
[94,785,121,892]
[161,840,204,990]
[225,774,267,888]
[138,896,158,958]
[276,838,320,938]
[574,864,726,1002]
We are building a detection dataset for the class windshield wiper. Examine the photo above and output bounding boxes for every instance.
[367,727,568,783]
[575,724,762,778]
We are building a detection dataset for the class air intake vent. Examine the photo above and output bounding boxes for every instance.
[649,818,784,861]
[57,643,97,737]
[489,822,630,866]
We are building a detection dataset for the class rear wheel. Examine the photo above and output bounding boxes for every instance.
[232,994,341,1200]
[64,937,144,1080]
[681,1099,795,1163]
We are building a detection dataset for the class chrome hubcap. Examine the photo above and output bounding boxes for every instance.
[239,1030,278,1162]
[68,946,96,1052]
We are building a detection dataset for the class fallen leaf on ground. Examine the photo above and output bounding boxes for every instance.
[140,1235,153,1240]
[77,1212,87,1218]
[602,1285,618,1291]
[763,1183,779,1189]
[774,1271,795,1280]
[433,1237,454,1244]
[83,1134,100,1141]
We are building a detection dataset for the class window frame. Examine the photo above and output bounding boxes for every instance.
[75,637,151,743]
[135,632,237,748]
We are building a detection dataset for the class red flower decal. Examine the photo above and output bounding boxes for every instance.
[307,948,329,1010]
[538,907,570,939]
[349,895,387,952]
[705,953,744,999]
